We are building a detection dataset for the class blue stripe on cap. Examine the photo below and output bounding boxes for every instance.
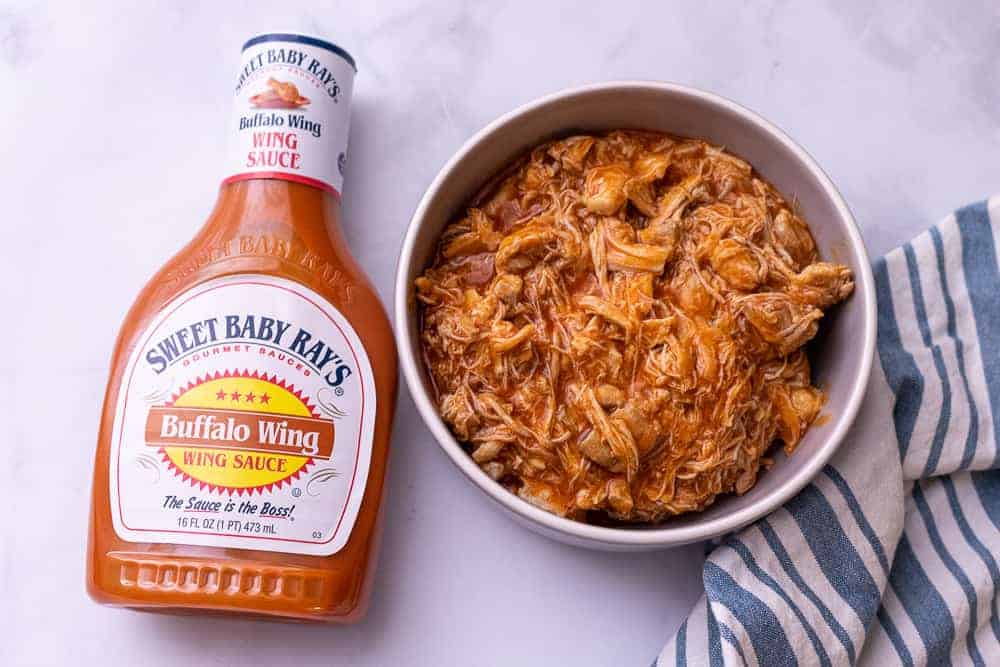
[930,225,981,470]
[955,201,1000,464]
[889,534,956,666]
[241,33,357,71]
[912,483,984,665]
[704,562,797,666]
[875,256,924,457]
[903,242,953,476]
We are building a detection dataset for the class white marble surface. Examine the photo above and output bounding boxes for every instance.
[2,1,998,665]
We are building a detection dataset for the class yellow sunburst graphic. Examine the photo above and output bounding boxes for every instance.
[160,371,317,493]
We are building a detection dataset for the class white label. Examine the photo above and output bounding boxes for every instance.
[224,34,356,196]
[109,274,376,556]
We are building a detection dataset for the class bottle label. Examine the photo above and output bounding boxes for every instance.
[109,274,376,556]
[223,34,356,197]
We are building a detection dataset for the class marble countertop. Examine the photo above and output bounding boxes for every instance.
[2,1,998,665]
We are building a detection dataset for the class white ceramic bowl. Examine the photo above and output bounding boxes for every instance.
[394,82,876,551]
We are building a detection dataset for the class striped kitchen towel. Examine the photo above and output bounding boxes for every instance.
[658,198,1000,666]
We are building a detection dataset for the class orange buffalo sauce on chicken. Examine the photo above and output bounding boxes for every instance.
[87,34,397,622]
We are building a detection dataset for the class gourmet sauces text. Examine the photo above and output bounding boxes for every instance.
[144,313,354,387]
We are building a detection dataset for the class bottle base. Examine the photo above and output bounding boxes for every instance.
[88,551,366,623]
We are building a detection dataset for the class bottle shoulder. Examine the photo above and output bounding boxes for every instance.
[111,211,394,380]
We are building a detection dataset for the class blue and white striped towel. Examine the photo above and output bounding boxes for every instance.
[658,198,1000,666]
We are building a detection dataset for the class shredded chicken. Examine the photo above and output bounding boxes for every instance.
[416,130,854,523]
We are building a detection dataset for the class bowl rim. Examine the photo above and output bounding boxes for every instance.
[393,80,876,547]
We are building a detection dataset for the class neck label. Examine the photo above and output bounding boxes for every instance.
[223,34,355,197]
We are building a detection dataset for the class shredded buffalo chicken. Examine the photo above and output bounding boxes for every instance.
[415,131,853,523]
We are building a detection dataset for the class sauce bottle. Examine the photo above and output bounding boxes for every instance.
[87,33,397,622]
